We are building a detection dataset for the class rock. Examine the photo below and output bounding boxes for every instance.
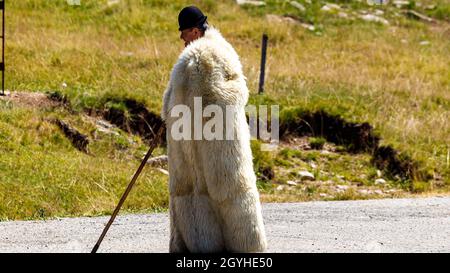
[374,190,384,195]
[310,162,317,169]
[276,185,285,191]
[236,0,266,6]
[322,180,334,185]
[393,1,410,8]
[147,155,168,168]
[156,168,169,175]
[107,0,120,6]
[321,5,331,12]
[386,189,398,193]
[338,11,349,18]
[300,23,315,31]
[321,3,341,12]
[375,178,387,185]
[359,14,389,25]
[266,14,316,31]
[419,40,430,46]
[328,3,341,9]
[67,0,81,5]
[405,10,435,23]
[96,120,120,136]
[358,189,369,195]
[266,14,298,25]
[376,169,382,177]
[119,51,134,57]
[298,170,315,181]
[287,180,298,186]
[336,185,349,193]
[290,1,306,12]
[97,119,114,129]
[96,126,120,136]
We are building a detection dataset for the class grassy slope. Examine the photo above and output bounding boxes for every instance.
[0,102,169,220]
[1,0,449,220]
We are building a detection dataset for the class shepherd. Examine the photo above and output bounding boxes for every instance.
[161,6,267,253]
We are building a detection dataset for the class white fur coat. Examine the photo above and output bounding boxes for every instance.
[162,27,267,253]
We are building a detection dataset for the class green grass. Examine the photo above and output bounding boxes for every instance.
[1,0,449,219]
[259,142,428,202]
[309,137,326,150]
[0,101,169,221]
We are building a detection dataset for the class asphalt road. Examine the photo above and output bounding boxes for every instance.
[0,197,449,253]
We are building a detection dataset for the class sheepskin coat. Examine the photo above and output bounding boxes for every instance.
[161,27,267,253]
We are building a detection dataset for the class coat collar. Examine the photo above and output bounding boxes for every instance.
[183,26,224,50]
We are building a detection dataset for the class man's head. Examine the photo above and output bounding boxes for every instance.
[178,6,208,47]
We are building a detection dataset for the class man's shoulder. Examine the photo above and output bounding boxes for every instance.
[174,27,242,78]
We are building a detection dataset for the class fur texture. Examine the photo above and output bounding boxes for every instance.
[161,27,267,253]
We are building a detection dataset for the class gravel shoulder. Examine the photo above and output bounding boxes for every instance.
[1,196,449,253]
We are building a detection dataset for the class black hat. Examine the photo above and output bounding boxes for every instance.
[178,6,207,31]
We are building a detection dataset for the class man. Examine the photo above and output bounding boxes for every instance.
[161,6,267,253]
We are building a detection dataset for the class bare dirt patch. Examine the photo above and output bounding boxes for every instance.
[0,91,62,109]
[278,109,429,182]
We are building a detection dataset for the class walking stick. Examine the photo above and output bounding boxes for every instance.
[91,125,165,253]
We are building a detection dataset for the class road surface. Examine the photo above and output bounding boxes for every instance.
[0,197,449,253]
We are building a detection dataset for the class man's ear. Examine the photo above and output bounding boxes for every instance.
[192,28,199,36]
[194,27,204,37]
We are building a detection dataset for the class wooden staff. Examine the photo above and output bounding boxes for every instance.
[91,125,165,253]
